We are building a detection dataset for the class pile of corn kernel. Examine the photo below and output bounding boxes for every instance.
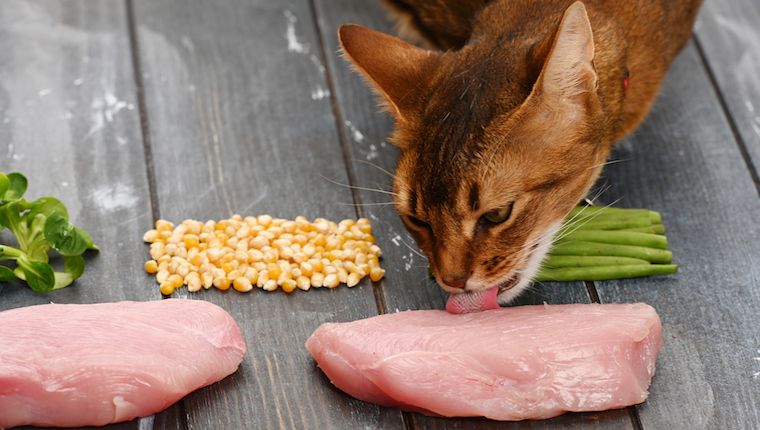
[143,215,385,295]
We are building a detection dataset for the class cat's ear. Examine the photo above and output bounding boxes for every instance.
[535,1,597,109]
[339,24,436,122]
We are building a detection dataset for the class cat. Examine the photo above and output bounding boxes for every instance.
[338,0,703,310]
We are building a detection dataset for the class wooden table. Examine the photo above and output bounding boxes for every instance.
[1,0,759,429]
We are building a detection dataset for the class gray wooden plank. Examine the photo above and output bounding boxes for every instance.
[693,0,760,195]
[593,41,760,429]
[132,0,404,428]
[313,0,635,428]
[0,1,181,429]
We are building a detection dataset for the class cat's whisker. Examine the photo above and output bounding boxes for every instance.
[318,174,400,197]
[337,201,394,207]
[586,157,631,170]
[398,237,428,260]
[354,159,397,180]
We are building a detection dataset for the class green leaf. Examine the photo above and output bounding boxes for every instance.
[17,255,55,293]
[29,197,69,221]
[44,211,89,256]
[52,255,85,290]
[75,227,99,251]
[0,173,9,203]
[3,172,27,203]
[0,265,17,281]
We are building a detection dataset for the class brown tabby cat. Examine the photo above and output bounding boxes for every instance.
[338,0,703,311]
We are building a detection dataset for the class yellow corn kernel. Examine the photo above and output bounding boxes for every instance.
[309,258,323,272]
[370,267,386,282]
[262,250,278,264]
[369,245,382,257]
[311,272,325,288]
[247,249,264,262]
[159,282,175,295]
[327,249,344,261]
[291,252,307,264]
[277,271,293,286]
[252,262,267,272]
[167,260,180,274]
[323,274,340,289]
[222,262,235,274]
[279,246,294,261]
[224,225,237,238]
[301,243,316,257]
[227,269,242,281]
[149,246,166,261]
[190,253,206,268]
[263,279,278,291]
[176,264,190,278]
[291,267,303,279]
[183,234,199,248]
[157,261,169,272]
[215,219,229,231]
[156,269,170,284]
[347,272,361,287]
[300,262,314,277]
[233,277,253,292]
[281,278,296,293]
[187,276,202,292]
[201,272,214,289]
[158,230,173,241]
[143,229,159,243]
[323,265,337,276]
[350,265,367,278]
[280,220,296,234]
[257,214,273,226]
[206,247,222,263]
[313,233,327,247]
[268,265,283,281]
[234,250,248,263]
[296,276,311,291]
[244,267,259,284]
[167,274,184,289]
[155,219,174,232]
[337,268,348,284]
[213,276,231,291]
[145,260,158,274]
[256,270,270,288]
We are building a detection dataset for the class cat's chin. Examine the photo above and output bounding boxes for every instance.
[496,275,531,305]
[495,221,562,305]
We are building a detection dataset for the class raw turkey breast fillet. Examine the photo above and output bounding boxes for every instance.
[306,303,662,421]
[0,299,246,428]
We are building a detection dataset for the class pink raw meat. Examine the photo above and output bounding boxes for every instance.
[306,303,661,421]
[0,299,246,428]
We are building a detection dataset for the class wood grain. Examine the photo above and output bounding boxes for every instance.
[694,0,760,196]
[131,0,403,428]
[594,41,760,430]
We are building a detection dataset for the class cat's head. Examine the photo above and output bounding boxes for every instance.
[340,3,614,307]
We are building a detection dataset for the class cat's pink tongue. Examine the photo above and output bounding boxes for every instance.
[445,286,500,314]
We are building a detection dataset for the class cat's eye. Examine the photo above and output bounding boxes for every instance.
[483,204,513,224]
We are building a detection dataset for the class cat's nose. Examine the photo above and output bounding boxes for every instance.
[442,275,468,290]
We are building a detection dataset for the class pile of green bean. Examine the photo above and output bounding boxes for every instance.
[534,206,677,282]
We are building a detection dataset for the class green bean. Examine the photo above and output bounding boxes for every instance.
[555,229,668,249]
[549,240,673,264]
[541,255,650,268]
[534,264,678,282]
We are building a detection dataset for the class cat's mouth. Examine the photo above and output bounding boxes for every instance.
[497,276,519,294]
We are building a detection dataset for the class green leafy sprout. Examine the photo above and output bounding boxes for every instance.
[0,172,98,292]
